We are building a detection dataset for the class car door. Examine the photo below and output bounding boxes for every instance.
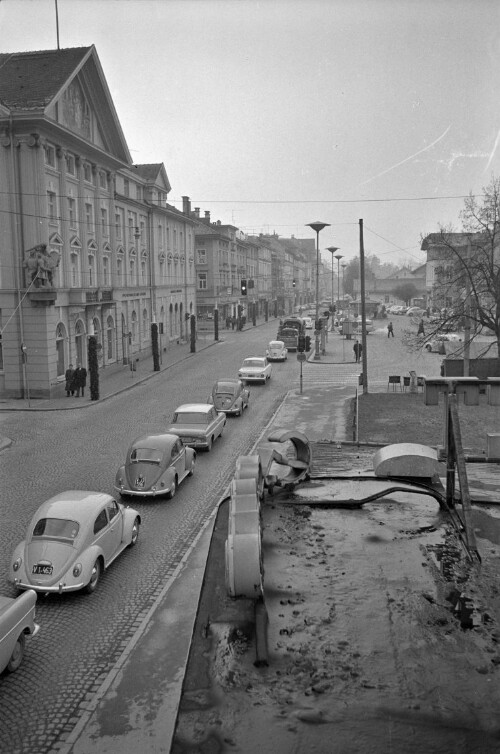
[171,438,186,476]
[93,502,123,563]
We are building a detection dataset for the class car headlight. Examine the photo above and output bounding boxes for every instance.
[13,557,22,572]
[73,563,82,578]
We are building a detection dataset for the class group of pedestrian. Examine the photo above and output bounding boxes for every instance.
[64,363,87,397]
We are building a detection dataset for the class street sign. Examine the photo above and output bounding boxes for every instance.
[297,352,307,362]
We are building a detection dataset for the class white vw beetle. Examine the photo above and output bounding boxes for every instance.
[266,340,288,362]
[10,491,141,595]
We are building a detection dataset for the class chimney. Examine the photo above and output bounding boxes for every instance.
[194,208,200,218]
[182,196,191,215]
[204,211,211,223]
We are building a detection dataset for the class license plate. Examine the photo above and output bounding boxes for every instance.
[32,564,53,575]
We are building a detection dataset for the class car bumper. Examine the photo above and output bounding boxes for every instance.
[239,375,267,382]
[114,485,170,497]
[14,580,85,594]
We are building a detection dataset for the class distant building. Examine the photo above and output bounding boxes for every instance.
[0,46,196,398]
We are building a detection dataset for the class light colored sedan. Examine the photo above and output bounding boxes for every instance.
[168,403,226,451]
[10,492,141,595]
[0,590,39,673]
[238,356,272,384]
[266,340,288,362]
[425,334,462,353]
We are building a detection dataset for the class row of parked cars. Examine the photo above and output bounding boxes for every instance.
[1,344,290,672]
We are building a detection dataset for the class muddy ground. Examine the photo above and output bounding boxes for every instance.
[172,390,500,754]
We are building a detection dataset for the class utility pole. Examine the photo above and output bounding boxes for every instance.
[359,219,368,393]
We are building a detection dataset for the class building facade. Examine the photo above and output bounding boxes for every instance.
[0,46,196,398]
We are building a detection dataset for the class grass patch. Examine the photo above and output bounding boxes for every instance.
[354,393,499,454]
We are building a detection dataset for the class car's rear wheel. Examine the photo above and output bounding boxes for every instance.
[84,559,101,594]
[130,517,140,545]
[188,456,196,476]
[166,476,177,500]
[7,633,26,673]
[206,436,213,452]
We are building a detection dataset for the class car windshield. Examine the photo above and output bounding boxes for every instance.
[269,342,283,349]
[243,359,264,368]
[173,412,208,424]
[215,383,237,395]
[32,517,80,541]
[130,448,162,464]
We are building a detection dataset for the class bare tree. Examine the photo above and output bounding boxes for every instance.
[420,176,500,356]
[391,283,418,306]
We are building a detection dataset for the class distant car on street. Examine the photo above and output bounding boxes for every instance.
[238,356,272,384]
[302,317,313,330]
[425,334,462,353]
[10,491,140,594]
[208,379,250,415]
[168,403,226,451]
[407,307,426,317]
[266,340,288,362]
[115,433,195,499]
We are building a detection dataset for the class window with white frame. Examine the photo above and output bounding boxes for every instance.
[65,153,75,175]
[124,179,129,197]
[84,163,92,182]
[101,207,108,236]
[71,252,81,287]
[99,171,107,190]
[130,256,136,283]
[115,212,122,240]
[198,272,207,290]
[197,248,206,264]
[68,197,77,229]
[88,255,95,287]
[85,202,94,233]
[141,259,146,284]
[102,256,110,286]
[47,190,57,222]
[136,185,142,201]
[117,257,123,286]
[45,144,56,167]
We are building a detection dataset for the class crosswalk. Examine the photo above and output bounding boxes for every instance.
[297,361,387,389]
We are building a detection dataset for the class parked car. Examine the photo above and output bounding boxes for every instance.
[0,590,39,674]
[425,334,463,353]
[208,379,250,415]
[114,433,195,499]
[266,340,288,362]
[354,317,375,334]
[168,403,226,451]
[10,491,141,595]
[407,307,426,317]
[238,356,272,384]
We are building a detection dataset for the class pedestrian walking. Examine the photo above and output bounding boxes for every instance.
[73,362,87,397]
[417,319,425,336]
[387,321,394,338]
[65,364,75,396]
[353,340,362,362]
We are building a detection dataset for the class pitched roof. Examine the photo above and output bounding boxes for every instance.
[0,47,92,110]
[133,164,163,181]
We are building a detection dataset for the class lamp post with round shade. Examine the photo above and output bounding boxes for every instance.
[327,246,341,331]
[306,221,330,360]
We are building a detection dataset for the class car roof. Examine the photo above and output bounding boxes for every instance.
[129,433,180,451]
[268,341,284,347]
[214,378,240,386]
[243,356,266,361]
[174,403,214,413]
[32,491,114,522]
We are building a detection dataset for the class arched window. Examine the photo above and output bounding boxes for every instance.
[169,303,174,337]
[88,254,95,287]
[142,307,148,338]
[75,319,85,366]
[106,315,115,360]
[55,322,66,378]
[131,310,137,342]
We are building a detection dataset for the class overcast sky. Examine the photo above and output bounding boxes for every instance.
[1,0,500,269]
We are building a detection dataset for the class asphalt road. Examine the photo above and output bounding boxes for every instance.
[0,315,453,753]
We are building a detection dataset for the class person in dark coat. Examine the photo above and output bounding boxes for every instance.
[353,340,362,363]
[73,362,87,397]
[387,321,394,338]
[65,364,75,396]
[417,319,425,336]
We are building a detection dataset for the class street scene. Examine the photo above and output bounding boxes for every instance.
[1,1,500,753]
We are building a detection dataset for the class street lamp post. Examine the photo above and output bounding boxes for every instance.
[327,246,341,331]
[341,262,347,306]
[306,221,330,360]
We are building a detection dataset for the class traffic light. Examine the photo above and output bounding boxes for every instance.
[297,334,306,353]
[241,279,247,296]
[305,335,311,351]
[292,279,296,288]
[315,318,323,331]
